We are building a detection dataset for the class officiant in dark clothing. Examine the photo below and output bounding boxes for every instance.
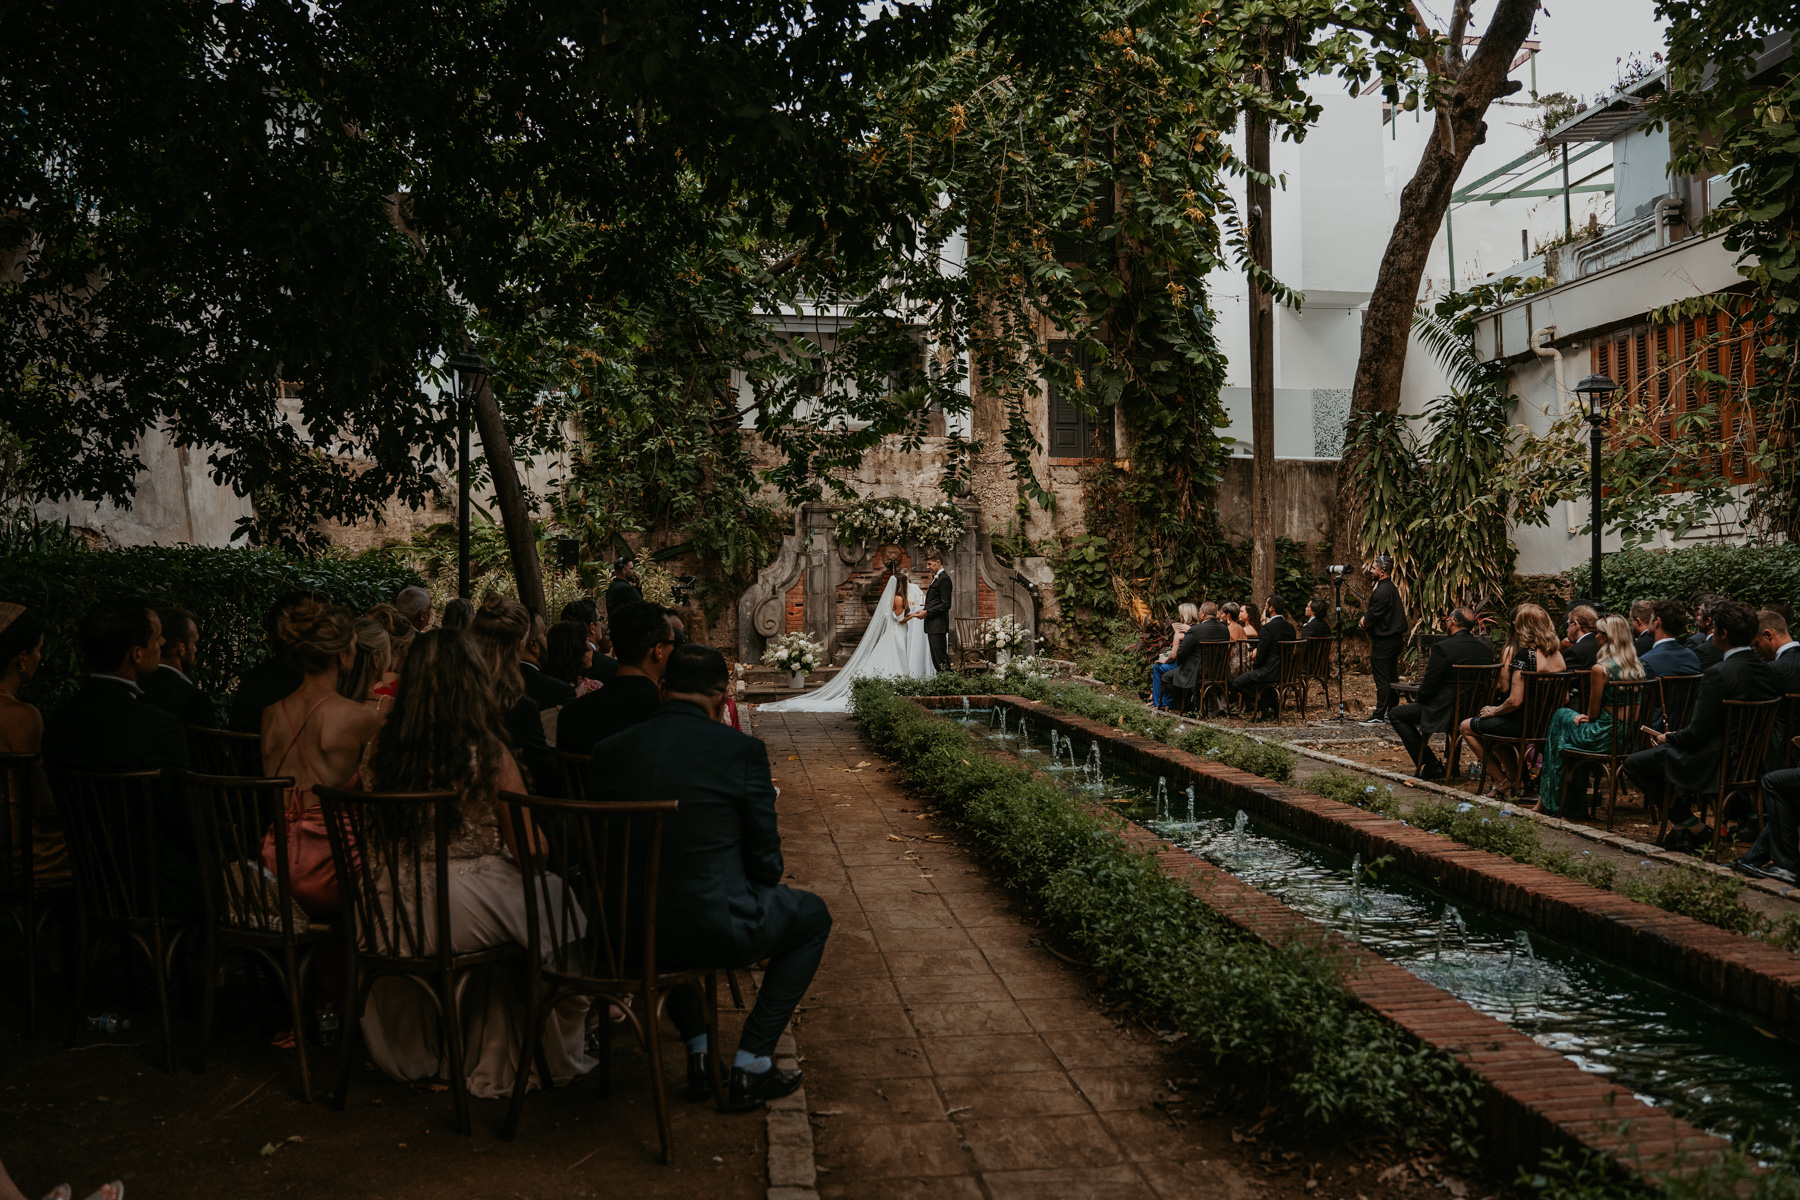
[559,601,675,756]
[922,552,953,673]
[1300,599,1333,640]
[1389,607,1491,780]
[605,557,645,622]
[1230,597,1295,718]
[594,643,829,1110]
[42,601,199,915]
[1360,556,1408,721]
[1626,600,1778,838]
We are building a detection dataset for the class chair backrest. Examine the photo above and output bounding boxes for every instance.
[1658,674,1702,731]
[1518,671,1579,742]
[1412,632,1445,669]
[182,771,305,937]
[0,753,38,899]
[314,784,461,964]
[189,726,266,777]
[1719,699,1781,791]
[557,750,592,803]
[500,792,675,988]
[952,616,981,650]
[1277,640,1307,685]
[1197,640,1233,685]
[1590,678,1656,759]
[1779,692,1800,737]
[1302,637,1332,679]
[1450,664,1503,727]
[45,768,169,927]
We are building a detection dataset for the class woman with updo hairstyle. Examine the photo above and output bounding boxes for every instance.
[362,602,416,703]
[358,628,595,1096]
[340,616,394,713]
[468,594,559,794]
[260,598,385,918]
[0,603,68,882]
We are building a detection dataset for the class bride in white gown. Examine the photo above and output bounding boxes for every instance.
[759,566,932,713]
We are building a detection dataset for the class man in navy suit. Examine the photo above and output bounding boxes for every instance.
[594,644,830,1111]
[1629,600,1656,658]
[1639,599,1702,680]
[1734,610,1800,880]
[1688,593,1727,670]
[1626,601,1778,842]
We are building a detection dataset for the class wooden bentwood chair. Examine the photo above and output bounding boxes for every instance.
[1173,641,1233,718]
[1245,641,1309,719]
[1,752,63,1039]
[1476,671,1579,800]
[1443,663,1503,782]
[498,795,727,1161]
[557,750,593,803]
[187,726,266,777]
[1554,679,1655,830]
[1301,637,1334,716]
[1659,698,1781,853]
[315,785,524,1135]
[184,771,335,1100]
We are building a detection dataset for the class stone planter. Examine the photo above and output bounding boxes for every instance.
[788,670,807,690]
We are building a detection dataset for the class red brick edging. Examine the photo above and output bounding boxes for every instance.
[911,696,1746,1180]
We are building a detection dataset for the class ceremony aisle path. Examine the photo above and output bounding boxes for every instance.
[752,710,1277,1200]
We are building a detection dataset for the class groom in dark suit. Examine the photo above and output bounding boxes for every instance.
[594,644,831,1111]
[922,551,953,673]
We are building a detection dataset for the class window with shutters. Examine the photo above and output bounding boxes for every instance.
[1050,181,1117,263]
[1046,342,1111,460]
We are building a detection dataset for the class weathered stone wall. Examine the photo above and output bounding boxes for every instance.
[1213,456,1340,563]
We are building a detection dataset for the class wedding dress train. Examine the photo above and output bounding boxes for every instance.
[758,576,931,714]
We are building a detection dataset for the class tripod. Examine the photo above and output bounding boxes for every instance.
[1332,573,1351,722]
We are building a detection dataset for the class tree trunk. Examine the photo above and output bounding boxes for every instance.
[1331,0,1541,566]
[470,377,548,616]
[1248,109,1276,604]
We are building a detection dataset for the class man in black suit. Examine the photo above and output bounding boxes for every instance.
[1230,596,1295,718]
[1300,598,1333,640]
[1388,607,1492,780]
[604,557,645,623]
[1688,593,1727,670]
[559,601,675,755]
[594,644,829,1110]
[1629,600,1656,658]
[1755,608,1800,766]
[1167,602,1230,711]
[1733,610,1800,879]
[1563,605,1599,672]
[42,601,198,915]
[1625,601,1778,841]
[519,613,577,711]
[227,592,308,732]
[922,551,953,673]
[139,607,215,728]
[1359,555,1407,722]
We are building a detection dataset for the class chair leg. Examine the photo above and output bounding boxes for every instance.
[499,973,546,1143]
[595,1013,613,1097]
[726,968,745,1011]
[442,967,473,1136]
[23,891,37,1040]
[332,954,363,1113]
[281,941,312,1103]
[149,927,176,1073]
[706,974,727,1112]
[642,984,674,1165]
[66,910,91,1049]
[195,930,218,1075]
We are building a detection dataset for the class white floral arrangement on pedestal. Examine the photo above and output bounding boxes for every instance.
[833,496,965,550]
[980,615,1036,664]
[998,655,1050,685]
[762,632,824,686]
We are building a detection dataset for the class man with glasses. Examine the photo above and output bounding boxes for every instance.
[556,601,678,756]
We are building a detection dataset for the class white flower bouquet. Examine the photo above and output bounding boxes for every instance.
[762,632,824,675]
[980,615,1035,654]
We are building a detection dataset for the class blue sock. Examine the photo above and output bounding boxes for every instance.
[686,1033,708,1055]
[733,1049,772,1074]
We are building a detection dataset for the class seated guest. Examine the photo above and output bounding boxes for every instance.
[560,598,619,684]
[470,596,561,796]
[1626,600,1778,844]
[1640,599,1701,680]
[1239,603,1260,643]
[440,597,475,632]
[1458,604,1566,797]
[544,621,602,698]
[261,600,383,919]
[1562,605,1599,672]
[362,603,416,702]
[0,604,69,883]
[1150,603,1199,710]
[1222,603,1248,642]
[1629,600,1656,658]
[339,615,393,712]
[1736,764,1800,883]
[1166,602,1229,711]
[395,585,434,633]
[1389,607,1491,780]
[594,644,828,1109]
[1300,598,1333,640]
[1535,614,1645,814]
[42,601,196,914]
[228,592,310,732]
[556,601,675,756]
[1229,596,1295,718]
[140,607,215,728]
[520,613,576,712]
[1688,593,1727,670]
[1755,608,1800,770]
[359,629,595,1099]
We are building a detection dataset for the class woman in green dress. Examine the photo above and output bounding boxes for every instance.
[1535,613,1646,815]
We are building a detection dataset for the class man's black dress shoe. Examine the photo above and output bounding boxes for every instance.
[727,1065,804,1112]
[686,1051,714,1099]
[1417,762,1446,781]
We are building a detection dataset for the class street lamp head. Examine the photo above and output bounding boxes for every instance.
[1572,372,1617,422]
[447,352,489,378]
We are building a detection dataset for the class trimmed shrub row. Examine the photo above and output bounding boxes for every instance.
[1571,543,1800,613]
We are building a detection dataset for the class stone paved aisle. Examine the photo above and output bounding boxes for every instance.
[752,711,1265,1200]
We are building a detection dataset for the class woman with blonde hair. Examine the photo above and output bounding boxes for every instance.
[1534,613,1645,814]
[363,603,417,703]
[340,616,394,713]
[468,594,558,794]
[1458,603,1566,796]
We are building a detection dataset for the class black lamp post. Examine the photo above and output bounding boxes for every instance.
[447,352,490,600]
[1572,372,1617,611]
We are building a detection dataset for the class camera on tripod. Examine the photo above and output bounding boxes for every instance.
[1327,564,1352,577]
[671,573,700,605]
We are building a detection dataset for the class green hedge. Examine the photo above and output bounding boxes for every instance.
[1571,544,1800,612]
[851,678,1479,1142]
[2,547,421,715]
